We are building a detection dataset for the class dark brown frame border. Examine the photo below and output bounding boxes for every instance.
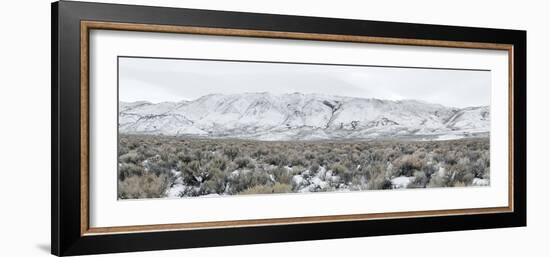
[53,1,526,255]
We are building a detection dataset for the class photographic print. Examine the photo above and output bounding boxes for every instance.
[53,4,524,254]
[117,57,491,200]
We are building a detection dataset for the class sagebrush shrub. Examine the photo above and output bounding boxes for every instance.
[118,162,145,180]
[118,173,170,199]
[117,134,490,198]
[235,157,253,169]
[392,154,423,177]
[240,183,292,195]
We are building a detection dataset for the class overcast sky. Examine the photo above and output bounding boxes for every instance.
[119,57,490,108]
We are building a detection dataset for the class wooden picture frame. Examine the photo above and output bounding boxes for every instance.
[52,1,526,256]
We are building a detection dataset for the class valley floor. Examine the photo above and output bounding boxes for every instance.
[117,135,490,199]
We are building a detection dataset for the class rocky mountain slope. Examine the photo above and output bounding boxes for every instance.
[119,92,489,141]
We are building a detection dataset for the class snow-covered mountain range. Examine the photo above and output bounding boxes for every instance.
[119,92,490,141]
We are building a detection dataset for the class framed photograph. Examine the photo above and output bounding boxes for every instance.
[52,1,526,256]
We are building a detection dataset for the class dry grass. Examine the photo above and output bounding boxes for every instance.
[239,183,293,195]
[118,173,170,199]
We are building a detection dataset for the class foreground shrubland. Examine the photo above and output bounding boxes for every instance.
[117,135,490,199]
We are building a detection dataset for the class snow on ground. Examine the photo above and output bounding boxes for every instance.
[472,178,490,186]
[434,134,465,141]
[437,166,446,177]
[293,166,342,193]
[391,176,415,189]
[166,183,186,198]
[199,193,221,198]
[164,162,487,198]
[165,170,185,197]
[292,175,305,187]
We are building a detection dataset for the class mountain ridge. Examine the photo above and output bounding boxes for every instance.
[119,92,489,141]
